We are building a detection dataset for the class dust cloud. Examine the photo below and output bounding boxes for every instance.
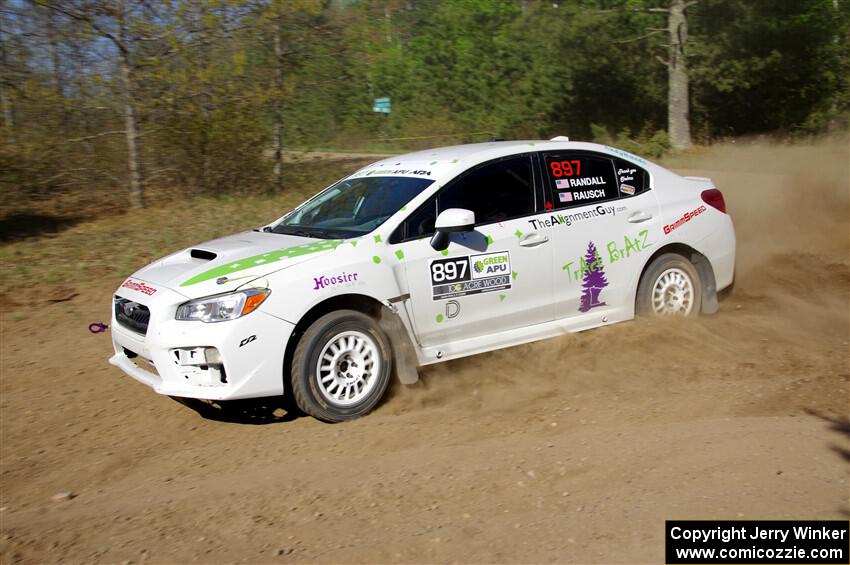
[391,139,850,418]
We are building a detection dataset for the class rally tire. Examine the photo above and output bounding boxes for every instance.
[290,310,392,423]
[636,253,702,317]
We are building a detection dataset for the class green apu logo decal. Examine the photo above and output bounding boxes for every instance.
[430,251,511,300]
[180,240,343,287]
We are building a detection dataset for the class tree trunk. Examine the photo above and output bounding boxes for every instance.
[197,4,211,192]
[120,57,144,209]
[72,41,93,157]
[0,1,14,145]
[272,14,283,191]
[667,0,691,150]
[117,0,144,209]
[46,8,66,128]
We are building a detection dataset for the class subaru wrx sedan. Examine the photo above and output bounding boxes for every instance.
[110,138,735,421]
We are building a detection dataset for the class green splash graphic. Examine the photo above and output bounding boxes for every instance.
[180,240,343,287]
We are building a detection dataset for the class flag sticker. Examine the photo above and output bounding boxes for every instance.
[555,179,570,189]
[558,191,573,203]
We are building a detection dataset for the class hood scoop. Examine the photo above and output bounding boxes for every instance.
[190,249,217,261]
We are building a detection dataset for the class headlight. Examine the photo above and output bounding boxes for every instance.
[175,289,270,323]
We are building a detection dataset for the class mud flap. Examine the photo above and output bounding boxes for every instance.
[378,307,420,385]
[692,253,719,314]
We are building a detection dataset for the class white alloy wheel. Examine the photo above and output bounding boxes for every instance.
[316,330,382,407]
[651,267,695,316]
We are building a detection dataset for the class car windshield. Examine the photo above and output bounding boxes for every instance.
[272,176,434,239]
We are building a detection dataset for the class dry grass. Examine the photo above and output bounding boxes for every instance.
[0,158,373,307]
[3,138,846,310]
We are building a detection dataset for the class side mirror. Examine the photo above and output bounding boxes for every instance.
[430,208,475,251]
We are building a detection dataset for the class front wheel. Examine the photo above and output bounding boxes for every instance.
[290,310,392,422]
[636,253,702,316]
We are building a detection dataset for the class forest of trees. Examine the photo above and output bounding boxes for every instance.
[1,0,847,211]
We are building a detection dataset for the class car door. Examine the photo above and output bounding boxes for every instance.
[389,154,554,348]
[539,151,661,322]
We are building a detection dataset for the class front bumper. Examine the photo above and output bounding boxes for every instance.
[109,286,295,400]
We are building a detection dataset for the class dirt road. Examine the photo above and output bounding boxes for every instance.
[1,142,848,563]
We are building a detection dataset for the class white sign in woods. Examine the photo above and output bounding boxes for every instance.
[373,97,391,114]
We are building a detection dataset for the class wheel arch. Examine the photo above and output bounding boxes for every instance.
[282,293,419,398]
[635,242,719,314]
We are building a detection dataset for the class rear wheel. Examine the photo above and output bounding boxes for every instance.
[637,253,702,316]
[290,310,392,422]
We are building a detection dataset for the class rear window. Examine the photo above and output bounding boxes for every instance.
[612,157,651,196]
[543,153,618,209]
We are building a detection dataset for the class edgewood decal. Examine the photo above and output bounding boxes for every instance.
[430,252,511,300]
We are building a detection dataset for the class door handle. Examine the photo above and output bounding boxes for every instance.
[627,211,653,223]
[518,233,549,247]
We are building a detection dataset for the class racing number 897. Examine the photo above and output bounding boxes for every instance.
[550,160,581,178]
[431,259,468,282]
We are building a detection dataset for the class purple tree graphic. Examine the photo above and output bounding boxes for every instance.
[578,241,608,313]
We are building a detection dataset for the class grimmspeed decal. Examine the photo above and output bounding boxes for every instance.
[121,279,157,295]
[430,251,511,300]
[664,205,707,235]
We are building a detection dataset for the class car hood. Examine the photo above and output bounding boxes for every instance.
[132,231,346,298]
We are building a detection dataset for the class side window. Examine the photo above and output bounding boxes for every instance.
[612,157,651,196]
[403,197,438,240]
[543,152,618,209]
[400,155,535,240]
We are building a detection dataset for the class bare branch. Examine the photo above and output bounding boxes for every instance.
[613,30,663,44]
[592,7,669,16]
[66,130,126,142]
[655,54,670,67]
[37,167,122,185]
[30,0,130,58]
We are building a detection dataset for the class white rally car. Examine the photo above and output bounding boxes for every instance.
[109,138,735,422]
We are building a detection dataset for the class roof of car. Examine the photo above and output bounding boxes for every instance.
[347,139,652,182]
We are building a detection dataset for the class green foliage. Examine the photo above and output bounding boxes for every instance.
[591,123,671,159]
[1,0,847,216]
[689,0,849,137]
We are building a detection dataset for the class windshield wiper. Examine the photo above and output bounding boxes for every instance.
[270,226,321,238]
